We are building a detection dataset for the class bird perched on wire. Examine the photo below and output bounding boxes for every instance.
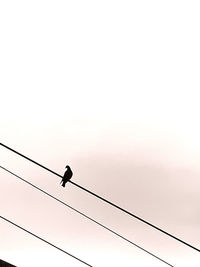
[61,165,73,187]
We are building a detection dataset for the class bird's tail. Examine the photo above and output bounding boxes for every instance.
[60,179,66,187]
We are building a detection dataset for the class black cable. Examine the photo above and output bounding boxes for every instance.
[0,165,173,266]
[0,215,92,267]
[1,142,199,253]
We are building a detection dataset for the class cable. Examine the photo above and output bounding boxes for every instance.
[0,215,92,267]
[1,142,199,253]
[0,165,173,267]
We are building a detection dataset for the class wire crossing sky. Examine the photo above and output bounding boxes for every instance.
[0,165,173,267]
[0,216,92,267]
[1,142,199,254]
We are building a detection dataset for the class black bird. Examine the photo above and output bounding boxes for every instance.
[61,165,73,187]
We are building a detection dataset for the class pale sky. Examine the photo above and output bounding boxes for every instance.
[0,1,200,266]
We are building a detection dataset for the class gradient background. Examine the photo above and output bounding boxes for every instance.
[1,1,200,266]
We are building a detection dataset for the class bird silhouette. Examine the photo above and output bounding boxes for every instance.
[61,165,73,187]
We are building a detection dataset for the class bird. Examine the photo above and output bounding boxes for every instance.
[61,165,73,187]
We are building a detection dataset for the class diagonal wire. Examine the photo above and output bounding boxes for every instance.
[0,215,92,267]
[0,165,173,266]
[1,142,199,253]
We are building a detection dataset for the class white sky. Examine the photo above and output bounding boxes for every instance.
[1,0,200,266]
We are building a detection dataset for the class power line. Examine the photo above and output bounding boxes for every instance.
[0,165,173,267]
[0,215,92,267]
[1,142,200,253]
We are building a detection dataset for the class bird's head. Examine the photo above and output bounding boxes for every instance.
[65,165,69,169]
